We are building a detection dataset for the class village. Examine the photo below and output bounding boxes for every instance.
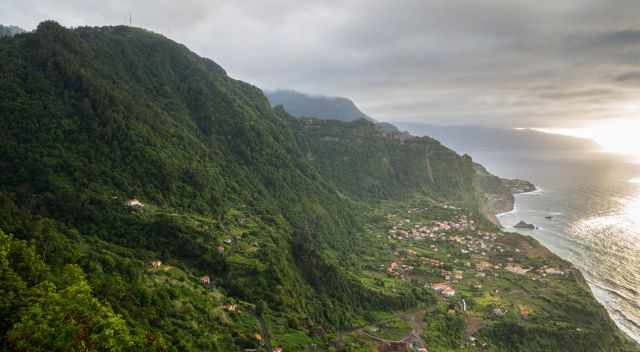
[343,199,575,351]
[380,205,566,298]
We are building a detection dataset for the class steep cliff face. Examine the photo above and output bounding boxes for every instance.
[288,117,479,206]
[501,178,537,194]
[472,162,535,221]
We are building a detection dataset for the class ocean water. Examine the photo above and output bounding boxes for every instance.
[472,150,640,343]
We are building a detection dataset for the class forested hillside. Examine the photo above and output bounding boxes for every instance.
[0,22,636,351]
[288,117,477,203]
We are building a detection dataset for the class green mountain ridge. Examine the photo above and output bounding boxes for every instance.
[266,89,374,122]
[0,22,636,351]
[289,117,476,201]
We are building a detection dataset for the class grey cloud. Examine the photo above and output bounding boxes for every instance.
[537,89,618,101]
[599,30,640,47]
[616,72,640,83]
[3,0,640,128]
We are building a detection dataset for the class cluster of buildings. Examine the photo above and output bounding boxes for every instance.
[448,232,506,257]
[387,214,477,243]
[380,209,568,299]
[474,258,565,280]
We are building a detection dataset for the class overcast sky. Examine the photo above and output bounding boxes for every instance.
[4,0,640,128]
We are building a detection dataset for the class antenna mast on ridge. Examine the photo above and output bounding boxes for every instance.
[129,12,132,26]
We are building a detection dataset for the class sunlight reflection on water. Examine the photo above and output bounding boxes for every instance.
[499,182,640,342]
[565,185,640,341]
[466,150,640,343]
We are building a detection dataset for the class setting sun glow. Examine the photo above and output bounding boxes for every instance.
[534,119,640,156]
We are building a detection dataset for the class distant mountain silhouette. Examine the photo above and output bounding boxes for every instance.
[0,24,26,38]
[394,123,600,154]
[266,89,374,122]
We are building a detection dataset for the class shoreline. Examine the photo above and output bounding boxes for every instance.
[495,204,517,218]
[498,186,640,345]
[495,187,541,220]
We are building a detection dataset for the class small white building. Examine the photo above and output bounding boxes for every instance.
[442,287,456,297]
[223,303,237,312]
[126,198,144,209]
[545,267,564,275]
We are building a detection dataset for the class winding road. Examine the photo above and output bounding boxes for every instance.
[357,310,428,351]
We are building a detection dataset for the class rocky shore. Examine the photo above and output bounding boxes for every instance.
[472,163,536,218]
[500,178,537,194]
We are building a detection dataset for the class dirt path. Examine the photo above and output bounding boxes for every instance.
[404,310,427,349]
[355,310,428,350]
[464,315,486,340]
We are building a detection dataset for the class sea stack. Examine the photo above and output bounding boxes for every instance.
[514,220,536,229]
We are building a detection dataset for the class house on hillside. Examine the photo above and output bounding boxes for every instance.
[442,287,456,297]
[431,282,456,297]
[223,303,237,312]
[151,260,162,269]
[126,198,144,209]
[545,267,564,275]
[505,263,530,275]
[200,275,210,286]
